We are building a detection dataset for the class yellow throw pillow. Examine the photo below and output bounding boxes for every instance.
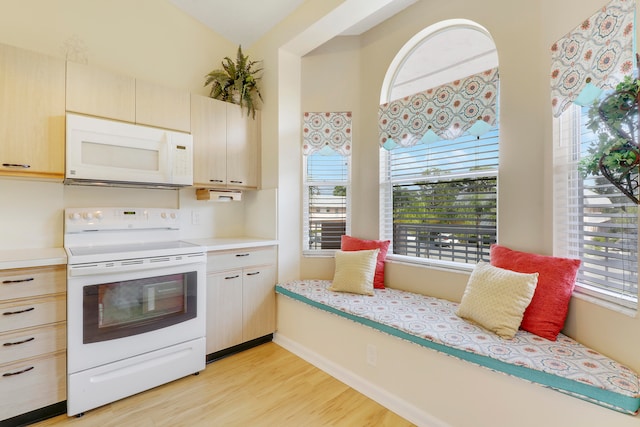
[456,262,538,339]
[329,249,380,296]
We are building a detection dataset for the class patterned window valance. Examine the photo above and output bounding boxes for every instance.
[550,0,635,118]
[302,112,352,156]
[378,68,499,150]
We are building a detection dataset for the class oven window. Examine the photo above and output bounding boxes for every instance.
[83,271,197,343]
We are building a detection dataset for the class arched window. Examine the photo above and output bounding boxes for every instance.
[378,20,499,267]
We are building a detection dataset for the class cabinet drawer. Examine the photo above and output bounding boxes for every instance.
[0,295,65,334]
[0,351,66,421]
[207,246,276,272]
[0,265,65,301]
[0,323,66,365]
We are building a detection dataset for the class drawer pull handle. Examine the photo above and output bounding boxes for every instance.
[209,179,224,183]
[224,275,240,280]
[2,366,34,377]
[3,307,35,316]
[246,272,260,276]
[2,277,34,284]
[235,253,250,257]
[3,337,35,346]
[229,180,244,184]
[2,163,31,169]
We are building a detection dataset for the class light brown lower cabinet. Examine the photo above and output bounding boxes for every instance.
[0,350,66,420]
[0,265,66,422]
[205,246,276,355]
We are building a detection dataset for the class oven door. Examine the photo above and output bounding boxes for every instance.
[67,256,205,374]
[82,271,197,344]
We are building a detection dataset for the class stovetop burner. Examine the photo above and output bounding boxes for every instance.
[67,240,199,257]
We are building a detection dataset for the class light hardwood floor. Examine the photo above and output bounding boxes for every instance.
[33,342,414,427]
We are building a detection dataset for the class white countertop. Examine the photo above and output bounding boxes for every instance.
[0,247,67,270]
[184,237,279,252]
[0,238,278,270]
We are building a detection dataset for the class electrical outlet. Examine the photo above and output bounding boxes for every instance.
[191,211,200,225]
[366,344,377,366]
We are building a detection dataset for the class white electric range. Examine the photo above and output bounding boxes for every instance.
[64,207,206,417]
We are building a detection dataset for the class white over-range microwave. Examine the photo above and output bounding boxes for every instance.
[65,113,193,189]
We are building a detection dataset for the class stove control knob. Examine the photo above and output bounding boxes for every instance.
[161,212,167,219]
[68,212,81,221]
[94,211,103,220]
[170,212,177,219]
[83,212,93,220]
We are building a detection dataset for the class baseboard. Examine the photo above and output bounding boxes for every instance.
[273,333,448,427]
[1,401,66,427]
[206,334,273,364]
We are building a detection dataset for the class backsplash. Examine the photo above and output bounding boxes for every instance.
[0,178,275,251]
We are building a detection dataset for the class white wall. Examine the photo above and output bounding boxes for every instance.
[298,0,640,375]
[0,0,274,250]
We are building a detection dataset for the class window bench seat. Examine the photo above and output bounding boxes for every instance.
[275,280,640,417]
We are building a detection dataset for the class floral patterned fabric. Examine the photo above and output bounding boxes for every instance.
[378,68,498,147]
[302,112,352,156]
[550,0,635,117]
[276,280,640,415]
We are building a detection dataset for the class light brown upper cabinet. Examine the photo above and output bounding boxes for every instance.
[66,61,136,123]
[226,102,259,189]
[66,61,190,132]
[0,43,65,180]
[191,94,260,190]
[135,79,190,132]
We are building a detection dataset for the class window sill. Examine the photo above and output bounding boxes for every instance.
[302,249,337,258]
[572,284,637,318]
[386,254,475,274]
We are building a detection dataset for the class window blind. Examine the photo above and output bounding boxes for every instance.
[303,153,350,252]
[554,105,638,307]
[381,128,499,264]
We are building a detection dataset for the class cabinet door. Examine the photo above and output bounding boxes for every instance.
[226,103,259,189]
[0,265,65,301]
[0,323,66,366]
[66,61,135,122]
[136,80,190,132]
[0,43,65,179]
[0,350,66,421]
[206,270,243,354]
[242,264,275,342]
[0,294,66,334]
[191,94,227,187]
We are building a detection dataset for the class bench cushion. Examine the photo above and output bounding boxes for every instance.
[275,280,640,415]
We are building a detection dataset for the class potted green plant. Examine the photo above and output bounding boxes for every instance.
[204,45,263,119]
[578,74,639,204]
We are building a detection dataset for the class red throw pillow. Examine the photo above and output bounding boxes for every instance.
[341,235,390,289]
[490,244,581,341]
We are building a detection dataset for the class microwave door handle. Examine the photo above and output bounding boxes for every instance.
[164,133,173,182]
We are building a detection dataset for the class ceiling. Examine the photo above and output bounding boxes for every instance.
[168,0,415,48]
[168,1,497,101]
